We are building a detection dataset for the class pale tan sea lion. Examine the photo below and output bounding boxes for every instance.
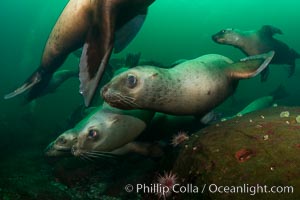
[212,25,300,81]
[65,103,155,159]
[101,52,274,116]
[5,0,155,106]
[45,103,155,159]
[45,130,77,157]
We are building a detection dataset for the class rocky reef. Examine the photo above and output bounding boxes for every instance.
[172,106,300,199]
[1,106,300,199]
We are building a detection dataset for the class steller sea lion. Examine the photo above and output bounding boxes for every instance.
[45,103,155,159]
[4,0,155,106]
[212,25,300,81]
[222,85,287,121]
[101,51,274,116]
[45,130,77,157]
[64,103,155,159]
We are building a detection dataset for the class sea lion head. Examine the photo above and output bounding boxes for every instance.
[45,130,77,157]
[71,109,147,160]
[101,66,162,110]
[212,28,241,45]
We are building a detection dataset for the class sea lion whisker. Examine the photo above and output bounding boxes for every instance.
[89,150,117,155]
[115,94,141,108]
[79,154,89,162]
[87,151,118,159]
[122,97,140,107]
[84,152,114,161]
[109,93,140,108]
[81,153,94,162]
[120,95,136,101]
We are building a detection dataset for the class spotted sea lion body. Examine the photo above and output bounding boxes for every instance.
[102,52,274,116]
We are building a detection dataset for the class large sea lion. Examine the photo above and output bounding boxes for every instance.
[5,0,155,106]
[212,25,300,81]
[101,51,274,116]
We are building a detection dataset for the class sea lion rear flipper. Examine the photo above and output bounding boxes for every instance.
[260,66,270,82]
[287,64,295,77]
[227,51,275,79]
[114,13,147,53]
[4,69,48,100]
[260,25,283,36]
[125,52,142,68]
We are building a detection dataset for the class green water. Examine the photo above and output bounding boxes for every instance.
[1,0,299,114]
[0,0,299,199]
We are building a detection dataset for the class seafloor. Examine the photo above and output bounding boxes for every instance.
[0,106,300,199]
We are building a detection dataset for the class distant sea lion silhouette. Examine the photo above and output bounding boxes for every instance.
[212,25,300,81]
[4,0,155,106]
[101,52,274,116]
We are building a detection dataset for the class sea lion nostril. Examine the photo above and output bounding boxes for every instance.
[101,86,108,96]
[71,146,77,155]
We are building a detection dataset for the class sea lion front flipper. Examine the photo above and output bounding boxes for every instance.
[79,19,114,106]
[227,51,275,79]
[260,25,283,37]
[260,66,270,82]
[114,13,147,53]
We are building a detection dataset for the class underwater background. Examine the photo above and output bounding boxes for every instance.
[0,0,300,199]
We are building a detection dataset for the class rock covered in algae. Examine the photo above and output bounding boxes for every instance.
[172,106,300,200]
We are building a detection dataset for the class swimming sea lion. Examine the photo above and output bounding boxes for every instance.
[5,0,155,106]
[226,85,287,119]
[101,51,274,116]
[212,25,300,81]
[68,103,155,159]
[45,130,77,157]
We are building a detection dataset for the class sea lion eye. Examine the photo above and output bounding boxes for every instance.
[127,74,137,88]
[57,137,66,144]
[88,129,98,139]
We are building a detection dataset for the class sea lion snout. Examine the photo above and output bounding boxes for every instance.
[101,85,109,97]
[44,142,54,156]
[212,34,220,43]
[101,85,114,104]
[212,29,236,44]
[71,145,80,157]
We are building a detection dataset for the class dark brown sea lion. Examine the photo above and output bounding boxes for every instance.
[212,25,300,81]
[101,52,274,116]
[4,0,155,106]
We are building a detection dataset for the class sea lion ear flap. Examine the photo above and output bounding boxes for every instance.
[227,51,275,79]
